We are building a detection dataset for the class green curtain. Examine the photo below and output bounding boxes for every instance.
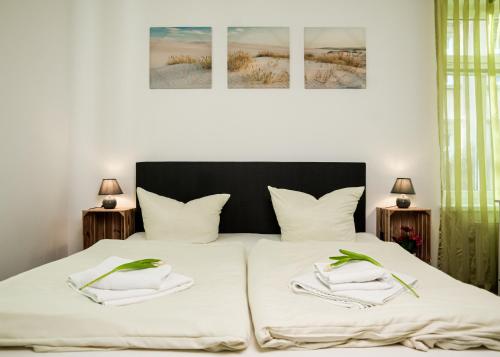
[436,0,500,291]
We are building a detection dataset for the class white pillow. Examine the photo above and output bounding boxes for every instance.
[268,186,364,242]
[137,187,230,243]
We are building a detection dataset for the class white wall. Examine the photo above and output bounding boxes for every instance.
[0,0,70,279]
[0,0,440,279]
[69,0,440,263]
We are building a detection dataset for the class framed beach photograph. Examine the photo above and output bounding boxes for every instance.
[149,27,212,89]
[227,27,289,89]
[304,27,366,89]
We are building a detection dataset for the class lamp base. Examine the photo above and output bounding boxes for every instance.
[102,198,117,209]
[396,197,411,209]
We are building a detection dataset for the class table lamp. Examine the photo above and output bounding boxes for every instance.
[391,178,415,208]
[98,178,123,209]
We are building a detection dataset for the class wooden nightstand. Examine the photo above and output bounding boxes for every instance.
[376,207,431,263]
[82,207,135,249]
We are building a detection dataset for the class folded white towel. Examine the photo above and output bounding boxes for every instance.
[68,256,172,290]
[315,271,393,292]
[290,271,417,309]
[314,261,387,285]
[290,273,367,309]
[69,272,194,306]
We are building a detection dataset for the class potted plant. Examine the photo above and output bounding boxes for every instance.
[393,226,422,254]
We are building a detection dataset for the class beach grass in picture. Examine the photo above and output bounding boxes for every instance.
[150,27,212,89]
[228,27,289,89]
[304,27,366,89]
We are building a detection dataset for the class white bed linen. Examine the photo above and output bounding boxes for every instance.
[248,239,500,351]
[0,239,249,352]
[0,234,496,357]
[1,332,498,357]
[127,232,381,253]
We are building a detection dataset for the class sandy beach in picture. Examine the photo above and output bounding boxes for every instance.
[304,27,366,89]
[228,27,289,89]
[150,27,211,89]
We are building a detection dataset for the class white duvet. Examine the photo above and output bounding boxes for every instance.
[0,239,249,352]
[248,239,500,351]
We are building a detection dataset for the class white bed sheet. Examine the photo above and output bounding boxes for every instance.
[2,233,494,356]
[127,232,381,253]
[0,240,249,352]
[248,239,500,351]
[2,331,497,357]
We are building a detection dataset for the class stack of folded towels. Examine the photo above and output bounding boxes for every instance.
[68,256,193,306]
[290,261,416,309]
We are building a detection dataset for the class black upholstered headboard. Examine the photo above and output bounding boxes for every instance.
[135,162,366,234]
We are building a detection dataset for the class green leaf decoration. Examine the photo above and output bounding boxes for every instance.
[339,249,383,267]
[79,258,163,291]
[390,273,418,297]
[329,255,348,260]
[332,259,350,267]
[329,250,419,298]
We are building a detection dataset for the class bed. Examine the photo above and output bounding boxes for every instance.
[249,239,500,351]
[0,239,249,352]
[1,161,499,356]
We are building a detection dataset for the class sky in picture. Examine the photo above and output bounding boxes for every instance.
[150,27,211,42]
[228,27,289,47]
[305,27,365,48]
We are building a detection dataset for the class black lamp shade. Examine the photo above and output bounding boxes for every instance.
[391,178,415,195]
[98,179,123,195]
